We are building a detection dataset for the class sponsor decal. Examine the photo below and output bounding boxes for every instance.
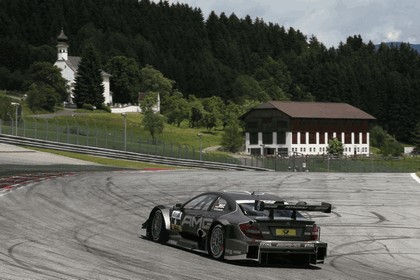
[260,241,305,248]
[171,210,182,220]
[181,215,213,230]
[171,224,182,232]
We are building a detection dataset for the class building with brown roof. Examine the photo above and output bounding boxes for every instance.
[240,101,376,156]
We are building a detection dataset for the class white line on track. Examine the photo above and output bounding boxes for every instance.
[411,173,420,184]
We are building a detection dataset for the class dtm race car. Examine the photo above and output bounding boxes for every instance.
[142,191,331,265]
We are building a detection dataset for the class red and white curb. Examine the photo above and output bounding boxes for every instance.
[0,173,74,197]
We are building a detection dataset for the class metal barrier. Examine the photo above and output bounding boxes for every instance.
[0,133,271,171]
[0,119,417,172]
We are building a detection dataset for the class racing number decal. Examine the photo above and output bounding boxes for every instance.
[170,210,183,232]
[172,210,182,220]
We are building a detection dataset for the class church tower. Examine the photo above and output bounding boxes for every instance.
[57,29,68,60]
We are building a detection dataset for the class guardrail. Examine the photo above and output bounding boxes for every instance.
[0,134,271,171]
[0,118,245,166]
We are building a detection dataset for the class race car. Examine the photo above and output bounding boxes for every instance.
[142,191,331,265]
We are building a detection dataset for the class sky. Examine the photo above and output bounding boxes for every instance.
[154,0,420,48]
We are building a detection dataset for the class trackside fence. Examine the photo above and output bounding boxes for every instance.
[0,119,418,172]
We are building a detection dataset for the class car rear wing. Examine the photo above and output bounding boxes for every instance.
[254,200,332,219]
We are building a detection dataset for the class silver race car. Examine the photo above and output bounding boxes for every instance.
[142,191,331,265]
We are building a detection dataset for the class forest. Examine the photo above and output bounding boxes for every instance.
[0,0,419,145]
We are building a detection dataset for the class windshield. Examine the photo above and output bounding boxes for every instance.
[238,202,305,220]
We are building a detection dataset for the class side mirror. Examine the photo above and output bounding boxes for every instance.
[174,203,182,210]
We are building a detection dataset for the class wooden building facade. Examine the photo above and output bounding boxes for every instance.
[240,101,376,156]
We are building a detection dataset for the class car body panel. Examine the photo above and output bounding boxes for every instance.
[142,191,330,265]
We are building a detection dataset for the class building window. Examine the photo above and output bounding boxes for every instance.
[354,133,360,144]
[319,132,325,145]
[362,133,367,144]
[300,132,306,144]
[345,132,351,144]
[262,132,272,144]
[292,132,298,144]
[309,132,316,144]
[250,132,258,144]
[278,148,288,156]
[277,132,286,144]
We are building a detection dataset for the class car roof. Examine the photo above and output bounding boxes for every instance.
[196,191,282,205]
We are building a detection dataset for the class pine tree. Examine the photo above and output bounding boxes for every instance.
[106,56,140,104]
[73,44,104,108]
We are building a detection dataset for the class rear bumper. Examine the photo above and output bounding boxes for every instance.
[224,239,327,264]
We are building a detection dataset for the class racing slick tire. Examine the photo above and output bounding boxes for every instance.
[149,209,169,243]
[208,224,225,260]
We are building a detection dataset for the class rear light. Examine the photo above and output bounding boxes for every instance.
[310,224,320,241]
[239,223,264,240]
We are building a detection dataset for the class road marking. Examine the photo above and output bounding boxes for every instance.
[410,173,420,184]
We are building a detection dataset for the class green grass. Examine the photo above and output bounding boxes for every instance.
[29,146,178,170]
[362,156,419,173]
[47,110,223,150]
[13,106,420,173]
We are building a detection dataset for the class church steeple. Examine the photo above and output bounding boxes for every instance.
[57,28,69,60]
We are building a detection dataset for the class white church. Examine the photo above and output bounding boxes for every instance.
[54,30,112,106]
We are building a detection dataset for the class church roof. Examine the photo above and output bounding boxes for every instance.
[241,101,376,120]
[66,56,80,72]
[57,29,68,42]
[63,56,110,76]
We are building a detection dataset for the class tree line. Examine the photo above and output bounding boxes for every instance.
[0,0,419,145]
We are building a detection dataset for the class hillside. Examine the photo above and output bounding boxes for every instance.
[0,0,419,144]
[376,42,420,53]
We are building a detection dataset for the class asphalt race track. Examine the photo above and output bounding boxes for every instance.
[1,167,420,279]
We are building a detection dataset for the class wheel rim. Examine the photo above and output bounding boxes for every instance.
[151,211,162,240]
[210,226,224,258]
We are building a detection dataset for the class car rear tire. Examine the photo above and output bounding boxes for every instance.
[208,224,225,260]
[150,209,168,243]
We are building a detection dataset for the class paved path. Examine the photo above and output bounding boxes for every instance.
[0,143,99,165]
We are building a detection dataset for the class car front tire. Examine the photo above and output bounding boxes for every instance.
[150,209,168,243]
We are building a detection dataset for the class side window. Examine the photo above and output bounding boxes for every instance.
[184,195,217,210]
[211,197,229,212]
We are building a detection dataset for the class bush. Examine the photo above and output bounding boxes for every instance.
[26,84,59,111]
[82,103,95,110]
[381,138,403,157]
[99,104,111,113]
[370,125,403,157]
[0,94,14,120]
[221,120,243,153]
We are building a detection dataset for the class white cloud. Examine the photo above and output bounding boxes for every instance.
[386,29,402,41]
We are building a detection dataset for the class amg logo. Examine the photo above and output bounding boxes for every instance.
[181,215,213,230]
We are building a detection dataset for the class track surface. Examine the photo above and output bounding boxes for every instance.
[0,170,420,280]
